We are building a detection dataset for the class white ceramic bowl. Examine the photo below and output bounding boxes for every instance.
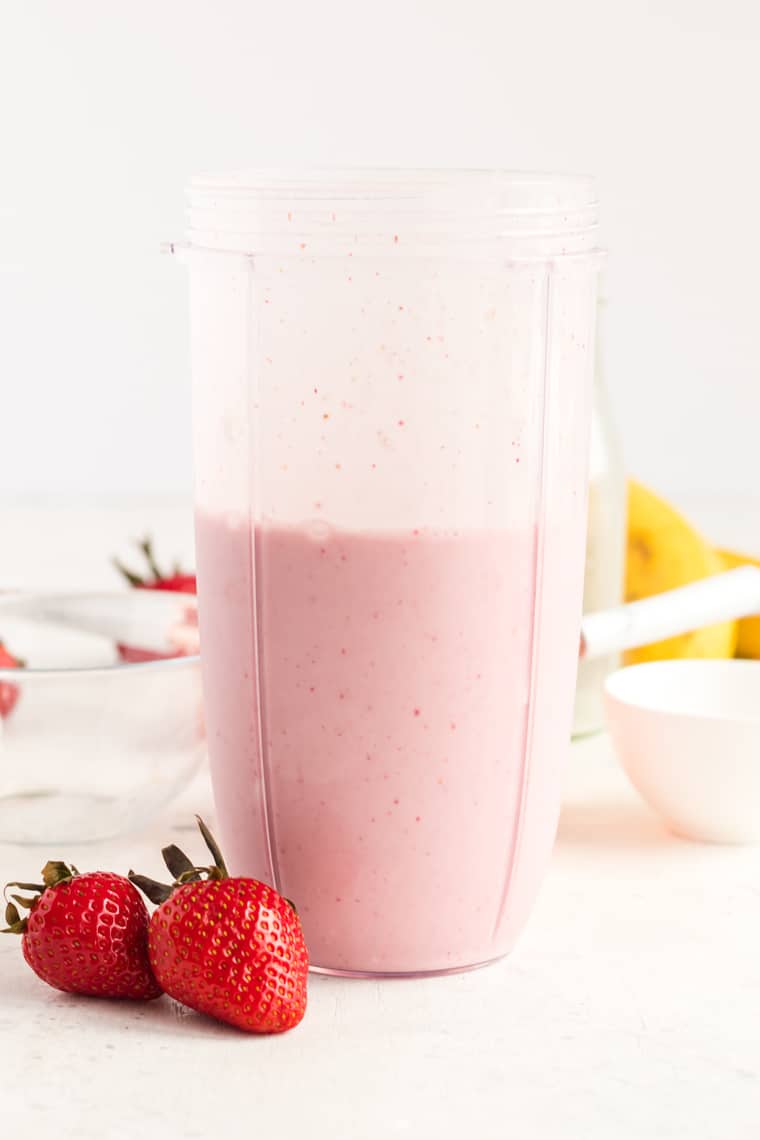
[605,659,760,844]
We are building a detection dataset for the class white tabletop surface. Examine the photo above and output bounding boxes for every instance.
[1,502,759,1139]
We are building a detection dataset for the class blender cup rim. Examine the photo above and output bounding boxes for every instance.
[187,166,598,215]
[184,168,601,258]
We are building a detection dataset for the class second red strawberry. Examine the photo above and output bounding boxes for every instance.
[130,817,309,1034]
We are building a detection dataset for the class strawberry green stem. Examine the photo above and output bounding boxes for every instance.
[127,873,174,906]
[112,556,146,588]
[139,538,164,582]
[196,815,229,877]
[129,817,230,908]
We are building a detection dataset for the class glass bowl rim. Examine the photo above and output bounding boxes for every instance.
[0,653,201,680]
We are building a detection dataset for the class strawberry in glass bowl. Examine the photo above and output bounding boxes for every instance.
[113,538,199,662]
[0,640,23,719]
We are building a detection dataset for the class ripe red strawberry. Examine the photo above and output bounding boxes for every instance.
[3,862,162,1000]
[114,536,197,595]
[113,537,198,662]
[130,818,308,1034]
[0,641,23,718]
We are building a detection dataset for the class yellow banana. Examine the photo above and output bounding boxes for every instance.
[717,546,760,658]
[625,481,737,664]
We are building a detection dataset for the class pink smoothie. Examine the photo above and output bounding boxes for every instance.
[195,512,577,974]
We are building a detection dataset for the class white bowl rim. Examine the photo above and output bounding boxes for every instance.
[605,658,760,727]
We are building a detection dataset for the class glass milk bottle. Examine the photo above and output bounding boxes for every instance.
[178,170,602,976]
[573,296,626,736]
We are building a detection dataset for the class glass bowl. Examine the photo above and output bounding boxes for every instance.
[0,598,204,844]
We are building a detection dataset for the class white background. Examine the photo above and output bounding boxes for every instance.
[2,0,759,507]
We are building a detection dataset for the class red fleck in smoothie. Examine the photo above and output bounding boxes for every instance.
[195,511,580,975]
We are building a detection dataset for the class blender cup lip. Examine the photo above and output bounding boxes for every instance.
[188,166,598,215]
[184,168,601,259]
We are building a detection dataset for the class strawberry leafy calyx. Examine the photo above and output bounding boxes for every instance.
[2,861,80,935]
[128,816,229,906]
[129,816,299,915]
[113,536,193,590]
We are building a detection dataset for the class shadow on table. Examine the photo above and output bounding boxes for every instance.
[556,799,677,850]
[69,993,243,1040]
[0,965,265,1042]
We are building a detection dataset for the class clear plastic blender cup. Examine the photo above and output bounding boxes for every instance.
[179,169,601,976]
